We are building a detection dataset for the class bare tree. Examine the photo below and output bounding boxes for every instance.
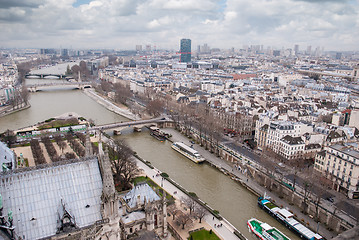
[71,65,81,79]
[311,169,332,220]
[168,204,180,220]
[181,197,197,215]
[194,204,207,223]
[100,81,113,93]
[146,99,165,117]
[16,62,31,84]
[301,168,314,213]
[19,85,30,105]
[111,139,139,191]
[113,82,132,105]
[175,212,192,229]
[54,135,66,154]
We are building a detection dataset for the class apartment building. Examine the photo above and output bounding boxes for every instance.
[315,144,359,199]
[278,135,305,160]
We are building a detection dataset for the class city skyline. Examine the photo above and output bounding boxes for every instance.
[0,0,359,51]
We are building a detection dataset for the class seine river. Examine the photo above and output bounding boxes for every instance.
[0,84,299,240]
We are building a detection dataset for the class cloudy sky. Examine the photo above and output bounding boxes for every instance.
[0,0,358,51]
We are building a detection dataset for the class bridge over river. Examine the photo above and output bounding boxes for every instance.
[25,82,92,92]
[90,117,172,131]
[25,73,68,79]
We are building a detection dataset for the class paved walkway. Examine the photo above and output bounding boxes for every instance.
[135,158,243,240]
[83,89,139,120]
[163,128,336,240]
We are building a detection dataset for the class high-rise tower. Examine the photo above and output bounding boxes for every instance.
[180,39,191,63]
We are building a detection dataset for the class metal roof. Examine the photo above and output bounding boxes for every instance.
[0,157,103,239]
[122,183,160,209]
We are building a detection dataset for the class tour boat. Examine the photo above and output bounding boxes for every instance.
[247,218,290,240]
[171,142,205,163]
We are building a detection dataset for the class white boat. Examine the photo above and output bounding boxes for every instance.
[171,142,205,163]
[248,218,291,240]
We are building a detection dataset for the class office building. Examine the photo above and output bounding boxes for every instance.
[180,39,191,63]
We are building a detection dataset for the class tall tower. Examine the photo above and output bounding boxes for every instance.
[180,39,191,63]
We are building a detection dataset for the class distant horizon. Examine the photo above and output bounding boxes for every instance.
[1,46,359,54]
[1,0,358,51]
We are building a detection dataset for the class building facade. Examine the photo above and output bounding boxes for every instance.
[315,144,359,199]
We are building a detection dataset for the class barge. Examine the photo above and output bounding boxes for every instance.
[258,196,322,240]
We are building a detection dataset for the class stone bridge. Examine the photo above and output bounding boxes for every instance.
[26,82,92,92]
[25,73,67,79]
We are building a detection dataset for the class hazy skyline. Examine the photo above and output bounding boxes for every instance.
[0,0,358,51]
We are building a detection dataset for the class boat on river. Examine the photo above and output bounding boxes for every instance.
[247,218,290,240]
[149,126,169,141]
[171,142,205,163]
[258,196,322,240]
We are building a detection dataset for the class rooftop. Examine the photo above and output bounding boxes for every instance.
[0,157,103,239]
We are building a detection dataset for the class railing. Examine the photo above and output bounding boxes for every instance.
[168,222,184,240]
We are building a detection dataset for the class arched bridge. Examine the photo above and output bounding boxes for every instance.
[25,73,67,79]
[90,117,173,131]
[26,82,92,92]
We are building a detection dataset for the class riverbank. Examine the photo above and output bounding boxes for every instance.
[0,103,31,119]
[83,89,139,121]
[100,132,245,240]
[163,128,335,240]
[134,155,245,240]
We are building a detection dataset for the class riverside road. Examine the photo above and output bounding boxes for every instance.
[163,128,336,240]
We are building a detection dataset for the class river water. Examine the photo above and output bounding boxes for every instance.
[0,83,299,240]
[117,131,299,240]
[0,87,129,133]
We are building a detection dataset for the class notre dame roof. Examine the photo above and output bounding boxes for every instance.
[0,157,103,239]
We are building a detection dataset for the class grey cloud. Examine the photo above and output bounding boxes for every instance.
[0,8,27,22]
[0,0,42,9]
